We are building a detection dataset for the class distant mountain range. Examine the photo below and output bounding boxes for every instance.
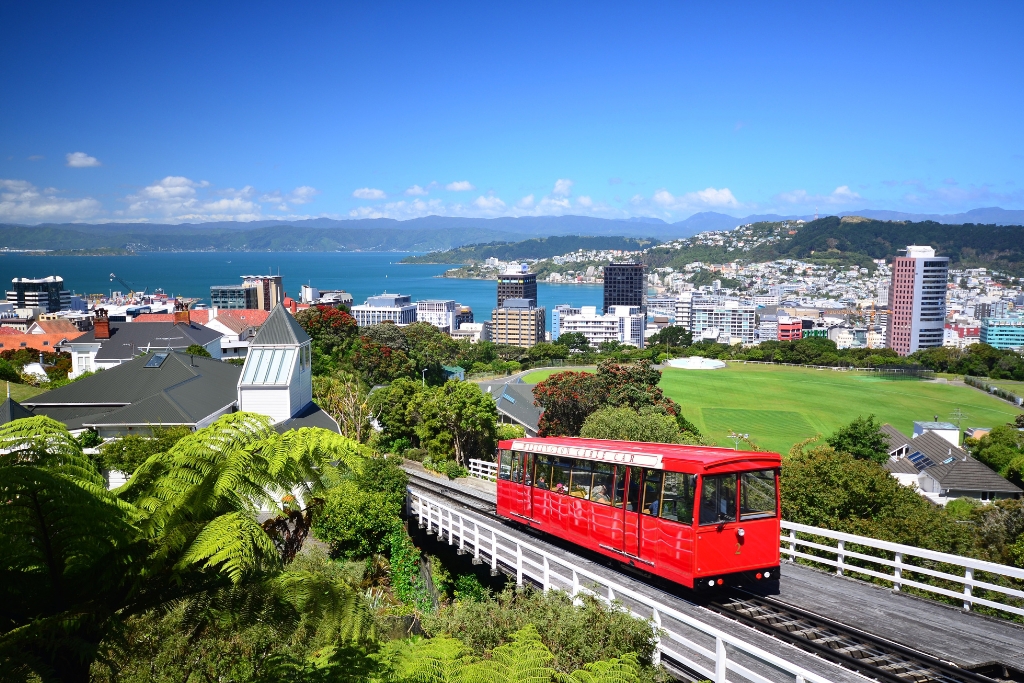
[1,207,1021,253]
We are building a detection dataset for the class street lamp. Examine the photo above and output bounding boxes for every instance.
[422,368,428,387]
[729,432,749,450]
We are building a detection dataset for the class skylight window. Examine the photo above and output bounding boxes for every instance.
[145,353,169,368]
[907,451,936,472]
[240,348,295,385]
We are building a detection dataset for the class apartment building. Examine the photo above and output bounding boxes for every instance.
[351,294,417,326]
[886,245,949,356]
[491,298,545,347]
[559,305,645,349]
[416,299,457,331]
[691,300,756,344]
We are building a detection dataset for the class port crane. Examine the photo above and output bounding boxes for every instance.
[109,273,146,298]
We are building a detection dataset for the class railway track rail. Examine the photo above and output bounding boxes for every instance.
[707,594,1014,683]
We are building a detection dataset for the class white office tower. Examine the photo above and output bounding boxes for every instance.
[351,293,417,326]
[237,304,313,424]
[674,291,694,330]
[416,299,457,331]
[690,300,756,344]
[560,305,645,349]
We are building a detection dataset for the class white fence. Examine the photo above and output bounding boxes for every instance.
[410,490,842,683]
[781,521,1024,617]
[467,458,497,482]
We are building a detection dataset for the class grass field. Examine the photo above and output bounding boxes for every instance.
[6,383,44,403]
[658,364,1022,455]
[521,367,595,384]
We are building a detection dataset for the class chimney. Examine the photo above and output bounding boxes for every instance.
[290,299,297,314]
[173,300,191,326]
[94,308,110,340]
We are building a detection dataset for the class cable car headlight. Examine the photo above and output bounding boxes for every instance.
[737,528,745,538]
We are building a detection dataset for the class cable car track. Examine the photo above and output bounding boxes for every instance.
[705,593,1009,683]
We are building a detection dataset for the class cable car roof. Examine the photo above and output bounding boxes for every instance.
[503,437,781,472]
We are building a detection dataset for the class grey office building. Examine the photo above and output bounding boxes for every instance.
[603,263,645,313]
[497,272,537,308]
[210,284,258,309]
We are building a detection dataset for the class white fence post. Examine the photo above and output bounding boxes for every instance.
[715,636,727,683]
[788,528,797,562]
[893,552,902,592]
[651,609,662,667]
[963,567,973,611]
[516,542,523,586]
[836,540,845,576]
[490,530,498,575]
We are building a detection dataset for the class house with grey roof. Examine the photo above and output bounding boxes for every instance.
[65,308,223,378]
[879,423,1021,505]
[237,304,315,424]
[480,380,541,436]
[0,388,33,425]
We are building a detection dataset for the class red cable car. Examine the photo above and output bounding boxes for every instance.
[495,437,782,590]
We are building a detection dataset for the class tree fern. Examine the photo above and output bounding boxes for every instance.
[553,653,642,683]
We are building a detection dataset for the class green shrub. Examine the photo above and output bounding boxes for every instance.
[496,423,526,441]
[312,481,403,559]
[0,358,20,383]
[421,586,658,673]
[404,447,428,462]
[97,425,192,474]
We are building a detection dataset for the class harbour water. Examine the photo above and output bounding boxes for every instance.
[0,251,603,327]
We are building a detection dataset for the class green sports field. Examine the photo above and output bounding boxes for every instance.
[658,363,1022,455]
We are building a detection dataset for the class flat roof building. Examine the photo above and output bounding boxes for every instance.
[886,246,949,356]
[351,293,417,326]
[492,298,545,348]
[7,276,71,313]
[603,262,645,313]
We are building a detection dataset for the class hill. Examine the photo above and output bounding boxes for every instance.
[400,235,659,264]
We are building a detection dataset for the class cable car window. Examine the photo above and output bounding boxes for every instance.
[699,474,738,525]
[642,469,664,516]
[591,463,614,505]
[523,453,533,487]
[740,470,777,520]
[621,466,642,511]
[498,450,512,480]
[661,472,697,524]
[569,460,593,498]
[551,457,572,494]
[510,451,523,483]
[534,455,552,489]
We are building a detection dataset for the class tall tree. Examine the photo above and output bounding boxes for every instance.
[313,371,376,442]
[825,414,890,464]
[408,380,498,465]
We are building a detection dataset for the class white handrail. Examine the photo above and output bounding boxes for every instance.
[780,520,1024,616]
[409,489,843,683]
[467,458,497,482]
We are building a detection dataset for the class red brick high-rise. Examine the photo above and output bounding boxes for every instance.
[886,246,949,356]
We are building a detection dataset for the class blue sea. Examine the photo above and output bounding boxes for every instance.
[0,251,603,328]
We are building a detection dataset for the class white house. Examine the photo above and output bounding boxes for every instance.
[237,304,314,424]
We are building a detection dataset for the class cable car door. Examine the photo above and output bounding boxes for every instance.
[521,452,534,518]
[619,466,642,558]
[694,473,740,577]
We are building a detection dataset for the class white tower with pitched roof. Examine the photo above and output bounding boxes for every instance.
[237,304,313,424]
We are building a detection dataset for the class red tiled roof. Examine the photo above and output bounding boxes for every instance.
[0,332,81,352]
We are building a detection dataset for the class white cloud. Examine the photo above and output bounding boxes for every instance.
[289,186,319,204]
[65,152,101,168]
[552,178,574,196]
[650,187,739,211]
[124,176,262,221]
[0,179,102,221]
[516,194,535,208]
[576,196,593,207]
[405,184,429,196]
[445,180,475,191]
[473,195,506,211]
[352,187,386,200]
[776,185,861,206]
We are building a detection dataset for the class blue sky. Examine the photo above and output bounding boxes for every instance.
[1,1,1022,224]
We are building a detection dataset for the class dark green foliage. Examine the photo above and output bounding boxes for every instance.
[0,357,20,382]
[76,428,102,449]
[912,344,1024,380]
[312,481,403,560]
[452,574,489,602]
[826,415,890,464]
[554,331,592,353]
[185,343,212,358]
[646,326,692,348]
[689,268,740,289]
[96,425,192,473]
[225,357,246,365]
[580,406,693,444]
[968,425,1024,477]
[355,454,409,503]
[421,586,659,673]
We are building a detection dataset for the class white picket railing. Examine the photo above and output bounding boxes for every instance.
[410,490,842,683]
[467,458,497,482]
[781,521,1024,617]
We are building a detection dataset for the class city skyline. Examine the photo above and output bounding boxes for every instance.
[2,2,1022,225]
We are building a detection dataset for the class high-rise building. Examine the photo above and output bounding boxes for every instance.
[690,300,756,344]
[980,316,1024,350]
[210,284,258,310]
[491,298,545,347]
[241,275,284,311]
[7,276,71,313]
[454,305,474,329]
[351,294,417,326]
[674,292,694,330]
[886,246,949,356]
[603,262,645,313]
[416,299,457,331]
[497,266,537,308]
